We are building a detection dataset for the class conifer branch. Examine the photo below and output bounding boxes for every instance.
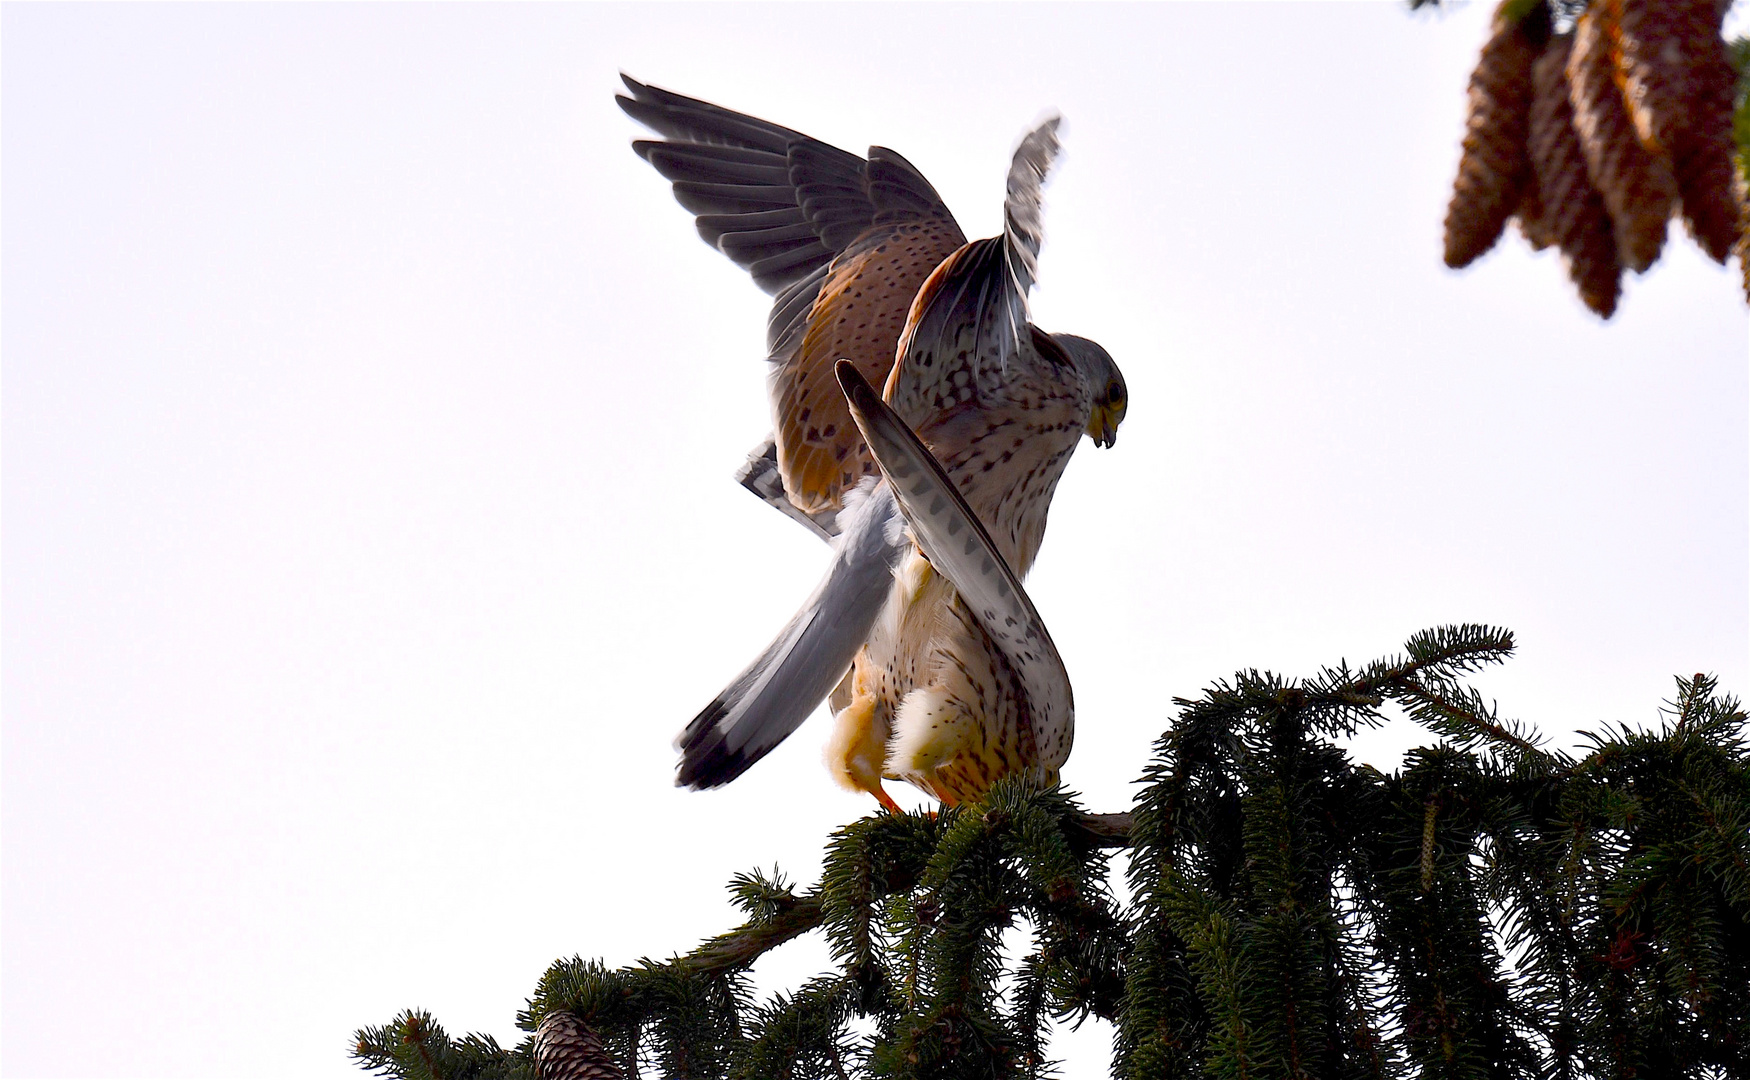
[679,893,826,979]
[1394,676,1543,756]
[358,630,1750,1080]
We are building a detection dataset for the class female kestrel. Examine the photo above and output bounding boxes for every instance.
[618,79,1127,808]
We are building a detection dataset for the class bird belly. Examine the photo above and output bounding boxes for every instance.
[841,551,1058,806]
[827,392,1086,806]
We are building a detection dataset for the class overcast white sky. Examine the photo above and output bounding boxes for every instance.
[4,3,1745,1077]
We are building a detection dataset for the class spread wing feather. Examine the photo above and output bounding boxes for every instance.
[887,119,1060,420]
[621,76,968,520]
[617,74,956,319]
[1001,118,1059,301]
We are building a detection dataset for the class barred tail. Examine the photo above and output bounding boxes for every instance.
[675,481,907,788]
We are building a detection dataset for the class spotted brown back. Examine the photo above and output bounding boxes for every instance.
[776,221,966,513]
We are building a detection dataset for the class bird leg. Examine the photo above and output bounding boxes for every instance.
[871,784,904,815]
[825,682,898,808]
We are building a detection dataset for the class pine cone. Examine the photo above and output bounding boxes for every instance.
[1514,178,1555,251]
[1444,1,1550,267]
[1736,203,1750,304]
[1616,0,1690,153]
[534,1011,624,1080]
[1618,0,1741,261]
[1568,4,1676,273]
[1669,20,1742,261]
[1616,0,1722,153]
[1528,34,1622,317]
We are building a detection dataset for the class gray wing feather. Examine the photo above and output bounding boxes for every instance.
[836,362,1073,735]
[888,119,1061,422]
[674,481,906,788]
[734,437,839,541]
[1002,117,1059,300]
[618,75,960,306]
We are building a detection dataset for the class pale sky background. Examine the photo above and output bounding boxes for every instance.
[4,3,1746,1077]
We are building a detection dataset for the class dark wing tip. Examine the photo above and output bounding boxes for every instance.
[615,73,655,119]
[834,359,878,409]
[675,750,756,790]
[673,698,758,790]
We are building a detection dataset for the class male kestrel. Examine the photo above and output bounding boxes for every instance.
[618,79,1127,809]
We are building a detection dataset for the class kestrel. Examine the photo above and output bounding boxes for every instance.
[618,79,1127,809]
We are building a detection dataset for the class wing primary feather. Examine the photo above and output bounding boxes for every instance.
[889,119,1061,410]
[622,77,969,306]
[638,146,793,186]
[1002,117,1061,298]
[867,147,955,223]
[748,245,838,292]
[617,75,800,151]
[766,264,831,358]
[718,224,826,264]
[733,437,839,541]
[672,181,799,212]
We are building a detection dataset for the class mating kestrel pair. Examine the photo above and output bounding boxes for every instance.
[618,77,1127,810]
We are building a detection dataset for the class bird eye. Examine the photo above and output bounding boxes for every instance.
[1107,381,1124,404]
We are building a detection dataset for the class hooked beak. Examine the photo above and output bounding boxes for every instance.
[1086,404,1120,449]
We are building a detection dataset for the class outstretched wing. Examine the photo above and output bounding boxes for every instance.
[837,361,1073,740]
[885,118,1061,425]
[619,76,863,297]
[618,76,967,515]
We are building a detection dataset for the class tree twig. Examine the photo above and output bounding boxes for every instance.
[677,894,826,978]
[1070,811,1134,848]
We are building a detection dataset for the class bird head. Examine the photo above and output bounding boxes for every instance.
[1052,333,1127,448]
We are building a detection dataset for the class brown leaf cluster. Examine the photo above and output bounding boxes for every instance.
[1444,0,1748,317]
